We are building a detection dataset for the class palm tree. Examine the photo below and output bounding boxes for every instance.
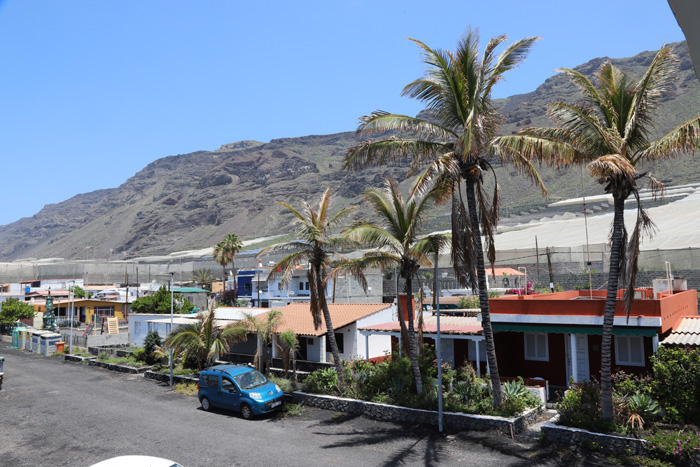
[258,188,355,380]
[244,309,283,375]
[165,301,247,371]
[338,177,450,394]
[492,45,700,419]
[344,29,540,406]
[277,329,298,379]
[213,233,243,289]
[191,268,215,290]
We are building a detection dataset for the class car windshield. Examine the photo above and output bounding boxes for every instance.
[233,369,268,390]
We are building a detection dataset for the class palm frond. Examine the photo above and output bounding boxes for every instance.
[634,116,700,163]
[587,154,637,180]
[344,137,451,171]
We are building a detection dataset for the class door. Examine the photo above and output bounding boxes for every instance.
[220,376,240,409]
[575,334,590,382]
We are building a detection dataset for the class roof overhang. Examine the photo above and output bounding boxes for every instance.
[492,323,658,337]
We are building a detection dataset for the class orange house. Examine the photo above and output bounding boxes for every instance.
[487,288,698,388]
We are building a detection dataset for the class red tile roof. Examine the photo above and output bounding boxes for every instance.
[250,303,392,337]
[360,315,482,335]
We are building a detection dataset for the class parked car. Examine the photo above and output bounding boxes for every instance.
[198,364,284,419]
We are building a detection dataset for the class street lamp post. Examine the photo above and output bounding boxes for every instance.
[169,272,174,386]
[435,251,443,433]
[69,280,75,354]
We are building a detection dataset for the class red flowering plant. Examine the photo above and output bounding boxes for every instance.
[504,280,539,296]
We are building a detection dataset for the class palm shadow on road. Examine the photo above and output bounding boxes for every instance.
[311,422,444,467]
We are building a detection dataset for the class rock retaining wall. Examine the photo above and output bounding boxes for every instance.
[144,370,198,385]
[292,391,542,434]
[64,354,96,363]
[86,360,151,374]
[541,415,648,455]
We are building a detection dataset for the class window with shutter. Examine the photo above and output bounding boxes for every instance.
[615,335,645,366]
[524,332,549,361]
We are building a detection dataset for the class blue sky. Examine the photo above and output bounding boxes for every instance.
[0,0,687,226]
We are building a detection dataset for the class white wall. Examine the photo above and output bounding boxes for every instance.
[327,305,394,361]
[129,313,163,347]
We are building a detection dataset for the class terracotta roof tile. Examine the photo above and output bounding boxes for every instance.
[662,316,700,346]
[251,303,392,337]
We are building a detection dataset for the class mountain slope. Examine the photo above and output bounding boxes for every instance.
[0,42,698,261]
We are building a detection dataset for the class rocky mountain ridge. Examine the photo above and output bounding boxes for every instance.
[0,42,698,261]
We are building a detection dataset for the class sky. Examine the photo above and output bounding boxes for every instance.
[0,0,687,226]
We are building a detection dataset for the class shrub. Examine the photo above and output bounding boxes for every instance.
[499,379,541,417]
[304,368,339,394]
[97,351,110,361]
[627,392,661,428]
[457,296,479,309]
[143,331,163,365]
[651,346,700,424]
[612,370,653,398]
[182,349,199,370]
[647,430,700,464]
[133,347,146,362]
[174,382,198,396]
[269,375,296,394]
[556,379,618,433]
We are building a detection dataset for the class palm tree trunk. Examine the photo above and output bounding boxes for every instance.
[321,300,345,382]
[465,178,502,407]
[316,267,344,383]
[601,194,626,420]
[405,274,423,394]
[223,265,227,290]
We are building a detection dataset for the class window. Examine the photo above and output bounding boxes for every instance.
[524,333,549,361]
[134,322,141,334]
[221,377,236,393]
[204,375,219,388]
[615,335,645,366]
[94,306,114,317]
[325,332,344,354]
[244,283,252,294]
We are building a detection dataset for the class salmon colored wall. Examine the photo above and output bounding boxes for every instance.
[659,290,698,332]
[490,289,698,324]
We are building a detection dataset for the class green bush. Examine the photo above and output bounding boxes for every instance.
[182,349,199,370]
[457,295,479,309]
[304,368,339,394]
[499,379,541,417]
[143,331,163,365]
[133,347,146,362]
[651,346,700,424]
[556,380,618,433]
[269,375,296,394]
[97,351,110,360]
[647,430,700,464]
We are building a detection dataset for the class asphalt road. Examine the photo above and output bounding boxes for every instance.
[0,341,573,467]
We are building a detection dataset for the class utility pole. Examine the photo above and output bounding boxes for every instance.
[169,272,174,386]
[546,247,554,293]
[535,236,540,277]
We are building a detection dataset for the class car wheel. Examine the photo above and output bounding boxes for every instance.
[200,396,211,411]
[240,403,253,420]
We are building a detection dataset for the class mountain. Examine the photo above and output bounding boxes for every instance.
[0,42,698,261]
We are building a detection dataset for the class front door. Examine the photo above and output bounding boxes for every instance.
[575,334,590,382]
[220,376,240,409]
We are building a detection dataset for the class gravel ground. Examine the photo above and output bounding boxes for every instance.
[0,341,612,467]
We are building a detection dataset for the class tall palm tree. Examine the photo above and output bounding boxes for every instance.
[165,302,247,371]
[244,309,283,375]
[338,177,450,394]
[344,29,540,406]
[258,188,355,379]
[213,233,243,289]
[492,45,700,419]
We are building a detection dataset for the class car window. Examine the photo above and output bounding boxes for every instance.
[221,377,236,393]
[233,370,268,390]
[204,375,218,387]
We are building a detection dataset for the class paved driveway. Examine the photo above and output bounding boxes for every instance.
[0,341,586,466]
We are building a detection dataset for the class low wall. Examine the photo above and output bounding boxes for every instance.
[224,353,333,373]
[86,360,151,374]
[292,392,542,434]
[86,333,130,348]
[64,354,96,363]
[144,370,198,385]
[541,415,647,455]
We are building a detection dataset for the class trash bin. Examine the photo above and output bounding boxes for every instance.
[55,342,65,353]
[0,356,4,372]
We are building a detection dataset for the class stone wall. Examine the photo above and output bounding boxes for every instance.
[292,391,542,434]
[144,370,198,385]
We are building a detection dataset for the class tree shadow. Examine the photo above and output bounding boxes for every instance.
[313,422,446,467]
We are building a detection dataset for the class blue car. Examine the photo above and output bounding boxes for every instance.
[198,364,285,419]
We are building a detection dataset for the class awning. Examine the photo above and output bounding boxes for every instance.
[492,323,658,337]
